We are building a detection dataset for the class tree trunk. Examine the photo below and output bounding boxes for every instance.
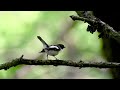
[93,11,120,78]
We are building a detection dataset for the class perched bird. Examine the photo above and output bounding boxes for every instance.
[37,36,65,60]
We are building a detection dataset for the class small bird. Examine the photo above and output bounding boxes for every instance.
[37,36,65,60]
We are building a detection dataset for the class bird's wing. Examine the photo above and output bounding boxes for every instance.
[48,45,60,51]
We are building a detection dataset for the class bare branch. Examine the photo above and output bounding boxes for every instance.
[1,56,120,70]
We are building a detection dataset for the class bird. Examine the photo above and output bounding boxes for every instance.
[37,36,65,60]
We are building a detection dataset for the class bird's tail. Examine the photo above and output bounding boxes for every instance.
[37,36,49,48]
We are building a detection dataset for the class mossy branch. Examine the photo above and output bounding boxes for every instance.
[70,11,120,44]
[1,55,120,70]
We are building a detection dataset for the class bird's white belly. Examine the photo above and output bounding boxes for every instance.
[47,50,59,56]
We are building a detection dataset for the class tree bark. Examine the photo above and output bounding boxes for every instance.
[93,11,120,79]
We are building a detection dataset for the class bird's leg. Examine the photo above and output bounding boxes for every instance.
[47,54,48,60]
[54,56,58,60]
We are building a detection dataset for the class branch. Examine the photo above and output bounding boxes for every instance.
[1,55,120,70]
[70,14,120,44]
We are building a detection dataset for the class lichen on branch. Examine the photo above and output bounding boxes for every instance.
[70,11,120,44]
[0,55,120,70]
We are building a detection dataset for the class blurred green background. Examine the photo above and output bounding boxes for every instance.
[0,11,112,79]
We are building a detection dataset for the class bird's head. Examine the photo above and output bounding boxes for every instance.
[57,44,65,49]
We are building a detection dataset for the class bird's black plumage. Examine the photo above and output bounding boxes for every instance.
[37,36,65,59]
